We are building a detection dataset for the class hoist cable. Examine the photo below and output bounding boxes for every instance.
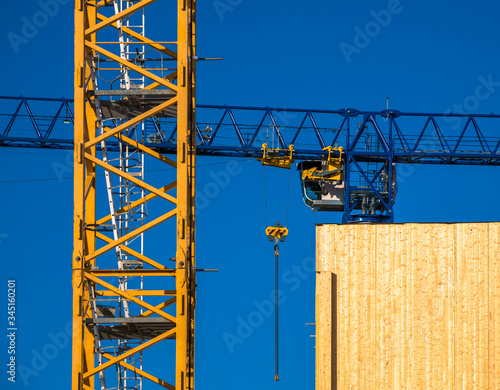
[264,166,268,228]
[286,168,290,227]
[274,242,279,381]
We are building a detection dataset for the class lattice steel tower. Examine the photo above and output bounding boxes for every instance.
[73,1,196,389]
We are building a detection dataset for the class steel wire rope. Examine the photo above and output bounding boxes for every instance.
[274,240,279,381]
[287,168,290,227]
[264,166,268,228]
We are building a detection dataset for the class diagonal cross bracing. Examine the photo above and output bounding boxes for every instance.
[96,13,177,59]
[102,353,175,390]
[84,96,178,148]
[95,231,170,270]
[85,153,177,204]
[87,209,177,261]
[138,297,177,318]
[96,181,177,225]
[83,328,176,379]
[85,0,157,36]
[85,41,178,92]
[84,272,177,323]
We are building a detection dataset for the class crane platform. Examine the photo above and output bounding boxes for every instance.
[86,317,176,341]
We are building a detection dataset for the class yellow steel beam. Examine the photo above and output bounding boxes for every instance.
[95,290,176,296]
[95,41,177,45]
[102,353,175,390]
[85,41,178,91]
[95,232,169,270]
[83,328,176,379]
[145,71,178,90]
[84,272,177,323]
[96,13,177,59]
[85,153,177,204]
[84,175,95,202]
[93,0,112,8]
[85,0,156,36]
[114,132,177,168]
[138,297,177,318]
[176,0,197,388]
[83,7,98,384]
[96,181,177,225]
[73,0,89,388]
[86,209,177,261]
[85,96,177,148]
[91,67,176,71]
[90,269,175,276]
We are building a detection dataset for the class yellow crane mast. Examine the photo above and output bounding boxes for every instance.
[73,1,196,389]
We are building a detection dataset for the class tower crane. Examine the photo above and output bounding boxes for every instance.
[1,1,500,390]
[3,96,500,390]
[3,96,500,223]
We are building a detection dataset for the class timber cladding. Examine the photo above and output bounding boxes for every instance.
[316,222,500,390]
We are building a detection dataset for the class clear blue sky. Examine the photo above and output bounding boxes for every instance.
[1,0,500,389]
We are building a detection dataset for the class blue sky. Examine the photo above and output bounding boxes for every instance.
[1,0,500,389]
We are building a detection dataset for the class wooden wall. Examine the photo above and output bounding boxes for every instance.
[316,223,500,390]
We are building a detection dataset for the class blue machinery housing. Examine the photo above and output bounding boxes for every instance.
[1,96,500,222]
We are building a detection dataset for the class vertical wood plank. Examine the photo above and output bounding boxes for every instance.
[316,271,333,390]
[375,224,393,389]
[490,223,500,388]
[455,223,490,389]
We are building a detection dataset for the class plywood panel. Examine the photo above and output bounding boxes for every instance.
[316,222,500,390]
[455,223,490,389]
[316,271,331,390]
[490,223,500,388]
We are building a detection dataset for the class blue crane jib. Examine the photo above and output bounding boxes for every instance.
[1,95,500,222]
